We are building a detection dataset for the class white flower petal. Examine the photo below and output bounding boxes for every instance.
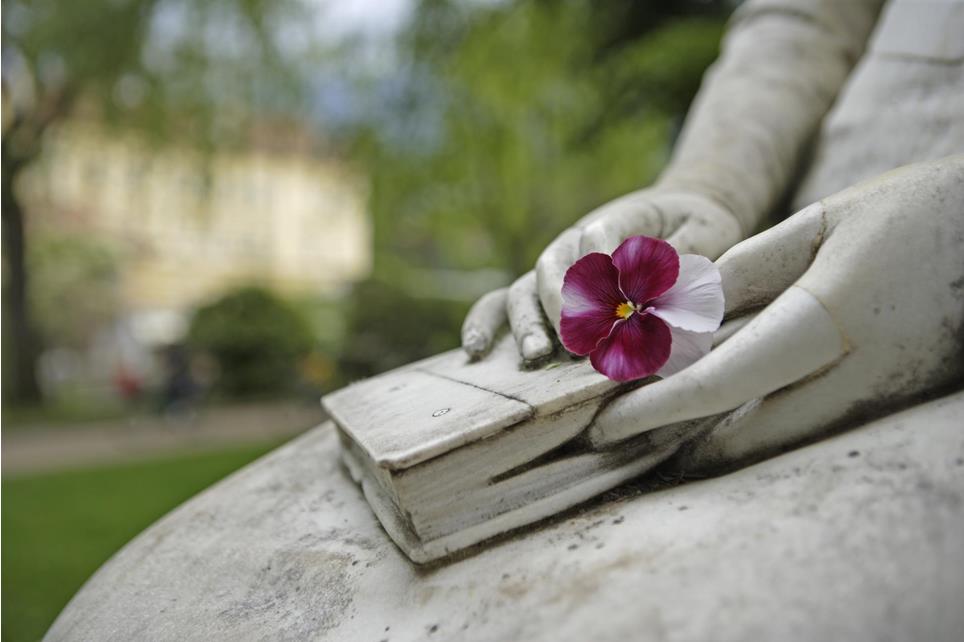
[649,254,724,332]
[656,326,713,378]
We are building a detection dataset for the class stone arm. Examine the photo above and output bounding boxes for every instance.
[463,0,886,362]
[657,0,886,235]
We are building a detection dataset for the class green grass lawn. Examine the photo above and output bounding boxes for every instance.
[2,441,285,642]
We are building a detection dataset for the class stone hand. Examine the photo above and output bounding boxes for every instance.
[589,156,964,470]
[461,189,743,362]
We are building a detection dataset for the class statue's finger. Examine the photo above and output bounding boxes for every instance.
[664,213,741,260]
[535,228,580,338]
[717,202,827,316]
[586,285,847,447]
[577,205,665,257]
[507,272,554,363]
[461,288,507,359]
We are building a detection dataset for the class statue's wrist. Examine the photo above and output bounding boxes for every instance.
[650,180,750,239]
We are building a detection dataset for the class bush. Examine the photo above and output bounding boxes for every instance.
[336,278,469,382]
[187,286,314,397]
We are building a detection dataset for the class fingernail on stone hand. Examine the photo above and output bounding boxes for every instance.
[462,327,487,357]
[522,333,552,362]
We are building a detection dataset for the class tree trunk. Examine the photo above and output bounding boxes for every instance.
[2,85,75,403]
[2,156,43,403]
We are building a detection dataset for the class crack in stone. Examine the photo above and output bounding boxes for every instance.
[413,367,537,414]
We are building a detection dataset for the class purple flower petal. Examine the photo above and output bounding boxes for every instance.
[589,313,671,382]
[656,326,713,378]
[611,236,679,305]
[560,252,624,355]
[650,254,724,333]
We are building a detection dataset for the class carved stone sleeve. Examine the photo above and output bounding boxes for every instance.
[657,0,886,233]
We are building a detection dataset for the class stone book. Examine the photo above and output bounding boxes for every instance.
[322,334,697,563]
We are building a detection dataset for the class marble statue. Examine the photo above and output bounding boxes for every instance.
[46,0,964,640]
[462,0,964,473]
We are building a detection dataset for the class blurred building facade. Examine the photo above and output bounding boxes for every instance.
[23,121,370,309]
[17,120,371,398]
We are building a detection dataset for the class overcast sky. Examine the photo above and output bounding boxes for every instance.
[313,0,415,41]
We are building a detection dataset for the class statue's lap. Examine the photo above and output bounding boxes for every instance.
[46,391,964,642]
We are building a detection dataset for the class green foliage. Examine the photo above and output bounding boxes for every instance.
[2,0,314,148]
[362,3,726,277]
[1,441,283,642]
[187,286,314,397]
[337,278,470,382]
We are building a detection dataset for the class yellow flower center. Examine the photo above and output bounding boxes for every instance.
[616,301,636,319]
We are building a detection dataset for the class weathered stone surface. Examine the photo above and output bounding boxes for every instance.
[323,333,616,471]
[324,332,650,562]
[47,390,964,641]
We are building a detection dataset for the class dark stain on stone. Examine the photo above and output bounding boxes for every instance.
[848,450,860,458]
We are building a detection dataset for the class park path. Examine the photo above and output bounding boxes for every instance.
[2,400,326,476]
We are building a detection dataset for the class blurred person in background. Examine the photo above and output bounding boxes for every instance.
[112,361,144,406]
[157,343,199,424]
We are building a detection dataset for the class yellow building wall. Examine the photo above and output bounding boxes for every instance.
[22,122,372,313]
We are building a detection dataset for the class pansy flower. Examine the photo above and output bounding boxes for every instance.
[560,235,724,382]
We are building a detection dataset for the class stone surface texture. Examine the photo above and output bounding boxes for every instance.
[47,390,964,642]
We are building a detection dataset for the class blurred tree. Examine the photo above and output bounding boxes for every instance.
[187,286,314,397]
[341,0,730,377]
[1,0,315,402]
[362,0,728,277]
